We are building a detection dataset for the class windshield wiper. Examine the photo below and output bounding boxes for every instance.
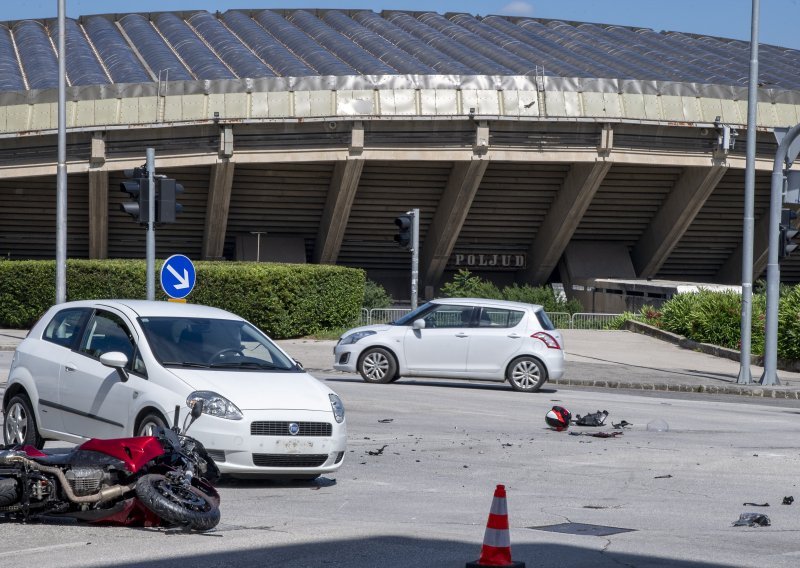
[161,361,212,368]
[209,361,279,369]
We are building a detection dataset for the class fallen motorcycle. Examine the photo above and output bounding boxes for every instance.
[0,402,220,531]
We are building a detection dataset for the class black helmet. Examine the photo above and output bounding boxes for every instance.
[546,406,571,431]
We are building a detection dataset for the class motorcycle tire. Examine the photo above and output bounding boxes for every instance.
[0,477,18,507]
[135,473,220,531]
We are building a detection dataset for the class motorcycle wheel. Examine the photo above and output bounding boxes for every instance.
[0,477,18,507]
[135,473,220,531]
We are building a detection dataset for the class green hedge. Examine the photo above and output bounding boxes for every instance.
[0,260,365,338]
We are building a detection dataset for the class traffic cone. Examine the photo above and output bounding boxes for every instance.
[466,484,525,567]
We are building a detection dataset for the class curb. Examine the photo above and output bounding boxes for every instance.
[549,377,800,398]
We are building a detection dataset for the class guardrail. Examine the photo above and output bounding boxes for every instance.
[358,309,622,329]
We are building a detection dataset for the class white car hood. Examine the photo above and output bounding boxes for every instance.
[340,324,392,338]
[166,368,334,411]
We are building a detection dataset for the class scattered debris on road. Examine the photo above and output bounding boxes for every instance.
[613,420,633,429]
[654,474,673,479]
[743,502,769,507]
[733,513,770,527]
[378,418,394,423]
[367,445,388,456]
[783,496,794,505]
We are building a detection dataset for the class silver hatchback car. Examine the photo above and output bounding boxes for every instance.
[334,298,564,392]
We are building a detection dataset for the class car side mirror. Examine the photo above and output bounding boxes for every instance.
[412,319,426,330]
[99,351,130,382]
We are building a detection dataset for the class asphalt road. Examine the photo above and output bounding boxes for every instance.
[2,373,800,568]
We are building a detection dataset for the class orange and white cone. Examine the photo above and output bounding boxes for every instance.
[466,484,525,568]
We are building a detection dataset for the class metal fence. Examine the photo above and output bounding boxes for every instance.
[359,309,622,329]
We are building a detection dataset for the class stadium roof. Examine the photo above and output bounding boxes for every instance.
[1,9,799,94]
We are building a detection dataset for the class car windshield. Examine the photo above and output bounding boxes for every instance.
[392,302,437,325]
[138,316,299,371]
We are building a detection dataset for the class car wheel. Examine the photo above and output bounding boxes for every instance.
[136,412,168,437]
[357,347,397,384]
[3,394,45,448]
[506,356,547,393]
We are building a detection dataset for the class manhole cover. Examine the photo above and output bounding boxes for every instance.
[528,522,635,537]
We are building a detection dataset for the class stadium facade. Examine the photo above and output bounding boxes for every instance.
[1,9,799,303]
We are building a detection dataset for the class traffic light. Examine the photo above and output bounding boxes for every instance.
[156,177,184,223]
[394,214,413,249]
[780,208,800,258]
[120,166,149,223]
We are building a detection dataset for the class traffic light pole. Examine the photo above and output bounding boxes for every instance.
[146,148,156,301]
[411,208,419,309]
[761,122,800,386]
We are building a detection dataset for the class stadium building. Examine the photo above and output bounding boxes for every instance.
[1,8,799,306]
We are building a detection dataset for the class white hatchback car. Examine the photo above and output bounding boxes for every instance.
[334,298,564,392]
[4,300,346,479]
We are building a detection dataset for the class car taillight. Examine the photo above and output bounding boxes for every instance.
[532,332,561,349]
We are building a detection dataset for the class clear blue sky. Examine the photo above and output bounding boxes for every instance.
[3,0,798,49]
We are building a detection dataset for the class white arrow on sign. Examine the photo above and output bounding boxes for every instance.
[167,264,191,290]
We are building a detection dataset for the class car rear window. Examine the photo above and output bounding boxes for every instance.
[478,308,524,328]
[535,309,556,330]
[43,308,87,348]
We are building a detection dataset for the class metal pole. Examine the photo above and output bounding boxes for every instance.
[738,0,760,384]
[411,208,419,309]
[146,148,156,301]
[55,0,67,304]
[761,122,800,385]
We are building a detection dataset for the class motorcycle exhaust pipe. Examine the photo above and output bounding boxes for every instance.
[0,454,136,504]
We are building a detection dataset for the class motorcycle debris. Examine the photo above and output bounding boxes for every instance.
[574,410,609,427]
[783,496,794,505]
[378,419,394,423]
[368,445,388,456]
[742,502,769,507]
[733,513,770,527]
[613,421,633,429]
[654,474,673,479]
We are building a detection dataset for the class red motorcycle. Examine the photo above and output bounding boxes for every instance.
[0,403,220,531]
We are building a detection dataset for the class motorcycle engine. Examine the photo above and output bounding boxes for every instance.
[64,468,107,497]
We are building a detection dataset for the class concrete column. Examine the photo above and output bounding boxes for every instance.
[519,159,612,284]
[88,169,108,259]
[631,163,728,278]
[717,210,770,283]
[313,157,365,264]
[420,157,489,295]
[202,160,235,260]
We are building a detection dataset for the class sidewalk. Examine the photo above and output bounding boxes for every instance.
[3,329,800,399]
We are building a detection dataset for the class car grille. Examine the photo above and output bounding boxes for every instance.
[250,421,332,437]
[206,450,226,463]
[252,454,329,467]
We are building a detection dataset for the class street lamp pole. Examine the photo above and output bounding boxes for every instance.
[55,0,67,303]
[737,0,760,383]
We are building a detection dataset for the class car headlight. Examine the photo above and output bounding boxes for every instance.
[187,391,243,420]
[339,330,376,345]
[329,393,345,423]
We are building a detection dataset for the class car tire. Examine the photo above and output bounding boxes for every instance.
[357,347,397,384]
[506,356,547,393]
[136,412,168,437]
[3,394,45,448]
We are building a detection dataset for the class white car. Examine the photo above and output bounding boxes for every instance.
[3,300,346,479]
[334,298,564,392]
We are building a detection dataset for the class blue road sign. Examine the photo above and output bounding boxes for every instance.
[160,254,196,299]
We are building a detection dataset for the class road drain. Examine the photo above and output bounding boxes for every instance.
[527,522,635,537]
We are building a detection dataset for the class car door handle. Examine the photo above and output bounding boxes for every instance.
[507,333,522,339]
[455,332,469,338]
[64,363,77,372]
